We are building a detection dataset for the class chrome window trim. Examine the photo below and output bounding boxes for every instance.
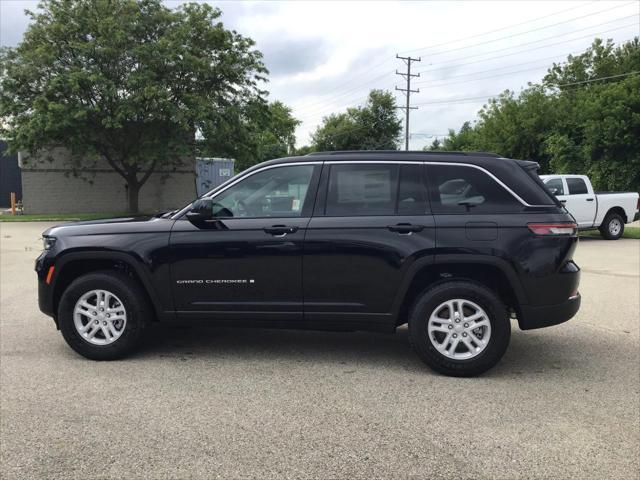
[174,158,553,218]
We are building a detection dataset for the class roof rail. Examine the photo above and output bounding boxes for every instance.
[306,150,500,158]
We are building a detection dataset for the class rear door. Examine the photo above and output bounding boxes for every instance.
[562,176,596,228]
[302,161,435,328]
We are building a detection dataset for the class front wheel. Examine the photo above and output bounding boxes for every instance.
[408,281,510,377]
[599,212,624,240]
[58,271,150,360]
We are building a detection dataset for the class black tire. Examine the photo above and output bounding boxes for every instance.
[58,271,151,360]
[408,281,510,377]
[599,212,625,240]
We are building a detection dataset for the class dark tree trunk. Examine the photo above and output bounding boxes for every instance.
[127,180,140,214]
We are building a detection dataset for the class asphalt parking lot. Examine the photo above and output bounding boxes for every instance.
[1,222,638,479]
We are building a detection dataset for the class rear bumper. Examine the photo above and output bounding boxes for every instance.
[518,294,581,330]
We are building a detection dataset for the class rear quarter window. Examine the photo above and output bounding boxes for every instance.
[427,164,524,214]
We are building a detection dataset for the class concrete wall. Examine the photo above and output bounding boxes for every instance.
[19,148,196,214]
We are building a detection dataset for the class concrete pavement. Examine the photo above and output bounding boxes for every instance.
[1,222,638,479]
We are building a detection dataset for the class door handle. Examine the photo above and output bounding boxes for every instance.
[264,225,299,236]
[387,223,425,234]
[586,198,594,202]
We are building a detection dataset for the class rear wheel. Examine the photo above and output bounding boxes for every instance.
[599,212,624,240]
[58,271,150,360]
[408,281,510,377]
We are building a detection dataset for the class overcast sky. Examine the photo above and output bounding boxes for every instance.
[1,0,638,149]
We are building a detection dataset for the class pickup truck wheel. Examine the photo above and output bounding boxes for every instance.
[599,212,624,240]
[408,281,510,377]
[58,271,150,360]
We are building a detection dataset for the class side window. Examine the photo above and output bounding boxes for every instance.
[398,164,428,215]
[427,165,523,214]
[566,177,588,195]
[212,165,315,218]
[326,164,398,216]
[545,177,565,196]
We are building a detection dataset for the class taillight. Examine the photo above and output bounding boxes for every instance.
[527,223,577,236]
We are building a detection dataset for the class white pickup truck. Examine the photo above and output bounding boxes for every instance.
[540,174,639,240]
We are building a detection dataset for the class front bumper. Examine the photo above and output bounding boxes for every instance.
[35,251,56,319]
[517,294,581,330]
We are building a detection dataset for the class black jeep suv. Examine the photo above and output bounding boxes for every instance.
[36,151,581,376]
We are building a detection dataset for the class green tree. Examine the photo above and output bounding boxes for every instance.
[0,0,267,212]
[311,89,402,151]
[199,100,300,171]
[295,145,315,156]
[438,38,640,191]
[424,138,442,151]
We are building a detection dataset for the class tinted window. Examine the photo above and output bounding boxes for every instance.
[398,164,428,215]
[213,165,315,218]
[545,178,565,196]
[566,177,588,195]
[326,164,398,216]
[427,165,522,214]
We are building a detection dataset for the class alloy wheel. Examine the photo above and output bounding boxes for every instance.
[73,289,127,345]
[427,299,492,360]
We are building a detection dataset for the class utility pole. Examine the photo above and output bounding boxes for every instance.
[395,54,421,151]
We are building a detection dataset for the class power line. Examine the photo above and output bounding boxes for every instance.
[293,70,394,113]
[405,1,636,59]
[297,30,635,131]
[398,0,599,55]
[411,43,619,86]
[297,70,639,149]
[395,55,421,151]
[412,18,637,77]
[293,7,635,122]
[411,30,637,91]
[412,69,639,107]
[292,1,621,112]
[298,29,634,124]
[551,70,640,87]
[413,15,637,77]
[295,19,634,123]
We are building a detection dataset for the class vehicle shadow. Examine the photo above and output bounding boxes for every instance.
[138,323,421,372]
[135,322,598,379]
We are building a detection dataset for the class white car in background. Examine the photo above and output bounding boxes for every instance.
[541,174,639,240]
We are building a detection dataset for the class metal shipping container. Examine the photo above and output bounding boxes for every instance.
[195,157,235,197]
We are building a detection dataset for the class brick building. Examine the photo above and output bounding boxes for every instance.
[19,148,196,214]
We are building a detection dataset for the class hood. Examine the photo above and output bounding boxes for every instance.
[43,215,174,237]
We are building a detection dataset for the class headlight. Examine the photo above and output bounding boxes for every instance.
[42,236,57,250]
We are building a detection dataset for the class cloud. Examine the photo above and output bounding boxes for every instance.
[2,0,637,149]
[261,37,330,77]
[0,0,38,47]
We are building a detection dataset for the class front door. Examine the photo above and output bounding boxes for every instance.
[170,163,320,321]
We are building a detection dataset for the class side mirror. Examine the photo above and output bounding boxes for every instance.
[186,198,213,227]
[548,187,559,196]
